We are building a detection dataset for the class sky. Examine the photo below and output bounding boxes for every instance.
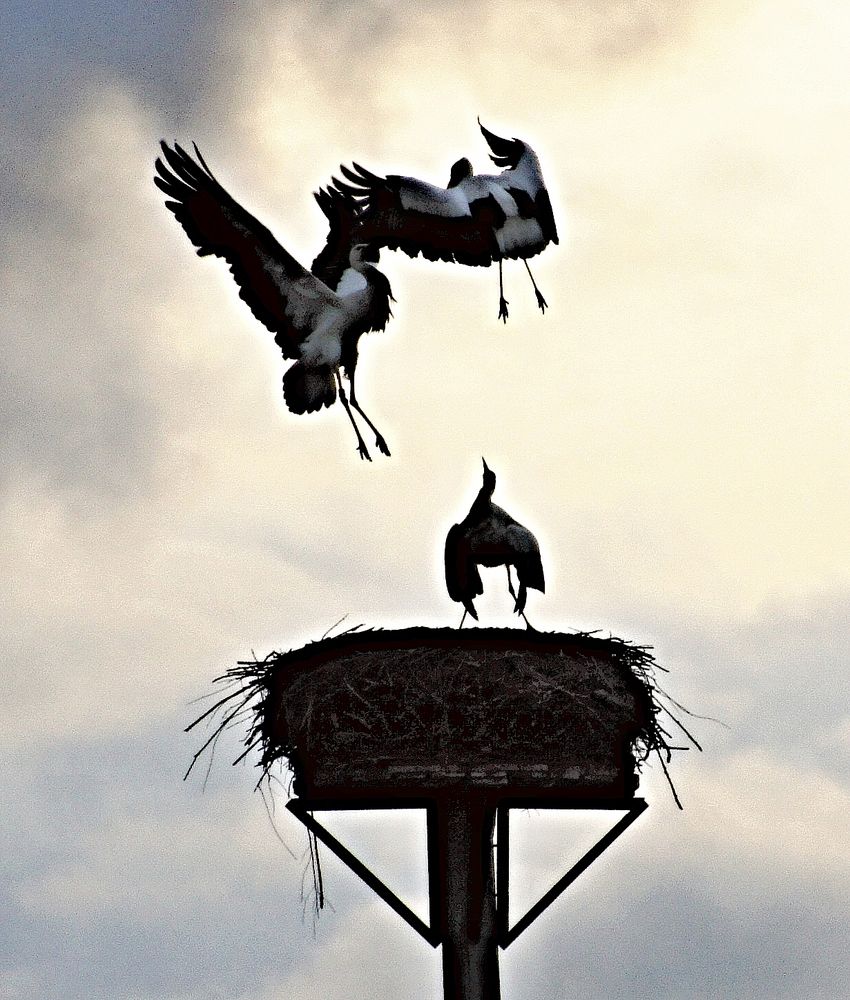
[2,1,849,997]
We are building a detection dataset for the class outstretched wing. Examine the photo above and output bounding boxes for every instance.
[154,142,337,358]
[479,120,559,248]
[478,119,526,170]
[332,163,501,266]
[310,186,360,290]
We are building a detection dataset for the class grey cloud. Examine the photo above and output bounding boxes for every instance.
[0,721,326,1000]
[657,593,850,784]
[0,3,230,127]
[4,699,848,1000]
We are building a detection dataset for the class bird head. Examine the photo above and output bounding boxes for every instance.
[481,457,496,491]
[350,242,380,267]
[448,157,473,188]
[349,243,381,264]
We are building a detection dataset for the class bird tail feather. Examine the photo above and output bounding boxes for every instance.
[282,362,337,414]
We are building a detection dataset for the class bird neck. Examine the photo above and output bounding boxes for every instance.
[465,483,494,522]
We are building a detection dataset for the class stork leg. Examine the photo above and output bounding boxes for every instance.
[497,260,509,323]
[513,581,528,616]
[513,580,537,630]
[349,373,391,456]
[505,566,517,601]
[520,610,537,631]
[459,609,468,629]
[523,259,548,313]
[335,372,371,461]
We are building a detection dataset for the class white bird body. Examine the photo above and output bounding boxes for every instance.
[298,260,375,367]
[334,266,369,297]
[154,142,395,460]
[334,121,557,320]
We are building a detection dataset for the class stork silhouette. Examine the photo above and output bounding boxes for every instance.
[445,459,545,628]
[332,120,558,322]
[154,141,395,460]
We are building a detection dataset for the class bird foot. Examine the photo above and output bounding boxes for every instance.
[534,289,548,313]
[498,296,509,323]
[374,434,391,457]
[357,442,373,461]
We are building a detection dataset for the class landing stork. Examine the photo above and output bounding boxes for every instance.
[445,459,545,628]
[333,120,558,322]
[154,142,395,461]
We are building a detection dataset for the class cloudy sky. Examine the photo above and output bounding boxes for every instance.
[3,1,849,997]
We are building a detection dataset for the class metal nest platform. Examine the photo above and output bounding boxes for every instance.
[187,626,697,1000]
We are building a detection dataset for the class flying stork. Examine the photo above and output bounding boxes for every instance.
[445,458,545,628]
[154,141,395,461]
[332,120,558,322]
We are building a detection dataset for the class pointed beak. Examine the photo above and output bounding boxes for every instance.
[482,457,490,473]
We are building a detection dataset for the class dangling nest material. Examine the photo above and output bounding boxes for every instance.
[187,626,701,807]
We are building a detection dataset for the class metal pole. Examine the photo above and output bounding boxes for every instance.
[436,791,501,1000]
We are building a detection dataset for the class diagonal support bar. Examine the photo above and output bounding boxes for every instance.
[497,797,648,947]
[286,798,441,947]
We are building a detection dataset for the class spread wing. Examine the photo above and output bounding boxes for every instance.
[154,141,338,359]
[480,121,559,247]
[310,186,361,290]
[331,163,502,266]
[332,120,557,264]
[478,119,526,170]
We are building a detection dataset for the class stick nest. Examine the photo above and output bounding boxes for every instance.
[188,626,700,806]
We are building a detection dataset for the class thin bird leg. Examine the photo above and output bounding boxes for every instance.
[513,580,536,630]
[520,610,537,631]
[459,609,468,629]
[523,259,548,313]
[513,581,527,615]
[349,373,390,456]
[335,372,371,461]
[505,565,517,600]
[498,259,509,323]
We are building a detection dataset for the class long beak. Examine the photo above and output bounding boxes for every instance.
[482,457,490,473]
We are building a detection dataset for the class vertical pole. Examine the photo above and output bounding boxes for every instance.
[436,791,501,1000]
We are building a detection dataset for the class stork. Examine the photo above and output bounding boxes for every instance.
[332,120,558,322]
[154,141,395,461]
[445,459,545,628]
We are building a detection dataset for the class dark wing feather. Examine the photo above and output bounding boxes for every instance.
[310,186,359,290]
[505,186,537,219]
[478,120,525,170]
[445,523,483,605]
[332,165,499,265]
[534,187,559,246]
[155,142,334,358]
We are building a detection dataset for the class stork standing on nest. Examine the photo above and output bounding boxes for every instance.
[445,459,545,628]
[154,141,395,461]
[332,120,558,322]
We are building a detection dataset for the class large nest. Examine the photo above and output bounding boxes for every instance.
[188,626,700,806]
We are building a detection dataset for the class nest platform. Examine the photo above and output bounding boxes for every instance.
[201,627,669,803]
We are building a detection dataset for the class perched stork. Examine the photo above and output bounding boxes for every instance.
[332,120,558,322]
[154,141,395,461]
[445,459,545,628]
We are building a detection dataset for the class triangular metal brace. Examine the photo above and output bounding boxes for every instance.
[496,796,648,947]
[286,797,442,947]
[286,794,647,952]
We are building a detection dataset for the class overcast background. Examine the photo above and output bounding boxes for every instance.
[2,1,849,998]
